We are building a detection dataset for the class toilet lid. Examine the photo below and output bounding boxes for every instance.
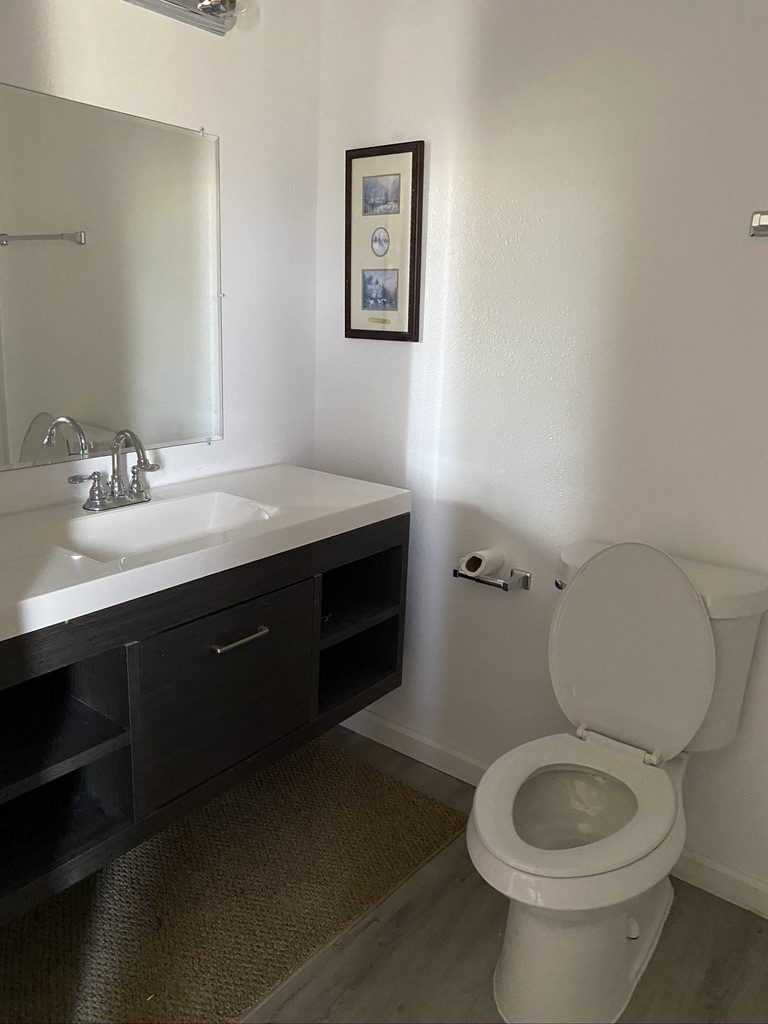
[549,543,716,762]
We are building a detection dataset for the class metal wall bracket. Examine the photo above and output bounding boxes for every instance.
[0,231,86,246]
[453,567,532,592]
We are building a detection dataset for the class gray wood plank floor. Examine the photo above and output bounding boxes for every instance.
[244,728,768,1024]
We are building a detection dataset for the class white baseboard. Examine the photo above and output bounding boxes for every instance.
[673,850,768,921]
[343,708,487,786]
[346,709,768,922]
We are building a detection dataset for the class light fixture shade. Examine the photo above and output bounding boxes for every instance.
[122,0,237,35]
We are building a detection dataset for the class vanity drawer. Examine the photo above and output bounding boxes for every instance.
[134,579,315,816]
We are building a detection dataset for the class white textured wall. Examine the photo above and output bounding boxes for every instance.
[314,0,768,908]
[0,0,318,513]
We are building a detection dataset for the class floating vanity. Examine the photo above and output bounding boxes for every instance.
[0,464,410,924]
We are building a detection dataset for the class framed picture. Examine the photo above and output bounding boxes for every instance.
[345,140,425,342]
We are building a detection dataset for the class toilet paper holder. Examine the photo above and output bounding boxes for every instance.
[452,566,532,592]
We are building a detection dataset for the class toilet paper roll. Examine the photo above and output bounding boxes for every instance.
[458,548,505,578]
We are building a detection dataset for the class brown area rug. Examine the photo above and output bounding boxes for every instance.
[0,739,465,1023]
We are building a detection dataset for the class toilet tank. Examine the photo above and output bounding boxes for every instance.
[557,542,768,751]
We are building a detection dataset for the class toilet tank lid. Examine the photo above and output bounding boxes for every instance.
[559,542,768,620]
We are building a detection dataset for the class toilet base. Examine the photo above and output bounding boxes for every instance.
[493,877,673,1024]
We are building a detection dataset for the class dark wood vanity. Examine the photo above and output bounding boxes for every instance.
[0,513,409,925]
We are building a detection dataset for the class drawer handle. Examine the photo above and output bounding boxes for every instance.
[210,625,270,655]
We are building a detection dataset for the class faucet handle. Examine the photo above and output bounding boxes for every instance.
[68,471,109,511]
[128,464,151,501]
[68,471,102,485]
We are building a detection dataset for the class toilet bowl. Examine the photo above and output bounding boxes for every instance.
[468,542,768,1024]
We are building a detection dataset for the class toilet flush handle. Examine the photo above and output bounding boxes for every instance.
[554,578,567,590]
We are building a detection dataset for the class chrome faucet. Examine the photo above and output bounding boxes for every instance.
[42,415,91,459]
[108,429,160,503]
[68,428,160,512]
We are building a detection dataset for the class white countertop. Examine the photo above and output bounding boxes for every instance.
[0,464,411,643]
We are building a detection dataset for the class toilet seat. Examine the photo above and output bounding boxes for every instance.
[471,733,677,878]
[549,543,716,762]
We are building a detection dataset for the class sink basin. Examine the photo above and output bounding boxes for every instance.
[56,491,275,566]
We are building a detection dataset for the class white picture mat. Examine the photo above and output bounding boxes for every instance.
[349,150,413,333]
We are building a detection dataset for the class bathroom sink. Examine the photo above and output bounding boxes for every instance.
[56,491,275,566]
[0,465,411,643]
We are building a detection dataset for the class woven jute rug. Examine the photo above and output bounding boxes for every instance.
[0,738,465,1023]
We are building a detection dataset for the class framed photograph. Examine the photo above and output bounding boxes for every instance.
[345,140,425,342]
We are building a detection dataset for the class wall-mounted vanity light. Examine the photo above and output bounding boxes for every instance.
[123,0,239,35]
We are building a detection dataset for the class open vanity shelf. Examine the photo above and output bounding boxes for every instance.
[0,748,133,899]
[319,617,400,714]
[319,546,402,649]
[0,656,130,807]
[0,514,408,923]
[318,546,402,713]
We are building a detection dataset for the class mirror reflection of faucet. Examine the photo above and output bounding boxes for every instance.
[42,415,92,459]
[68,429,160,512]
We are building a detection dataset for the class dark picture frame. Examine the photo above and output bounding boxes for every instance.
[345,140,425,342]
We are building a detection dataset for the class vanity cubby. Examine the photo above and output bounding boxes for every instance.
[317,546,403,714]
[319,546,403,648]
[0,748,133,900]
[0,654,130,808]
[318,617,400,714]
[0,513,408,924]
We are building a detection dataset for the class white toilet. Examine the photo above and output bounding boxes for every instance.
[467,541,768,1024]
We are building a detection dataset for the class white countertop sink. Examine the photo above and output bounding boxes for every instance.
[54,491,276,566]
[0,464,410,642]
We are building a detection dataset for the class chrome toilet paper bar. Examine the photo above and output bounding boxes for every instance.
[452,567,532,591]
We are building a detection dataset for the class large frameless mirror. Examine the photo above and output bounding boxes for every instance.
[0,82,222,472]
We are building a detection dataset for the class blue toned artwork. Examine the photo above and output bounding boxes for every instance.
[362,269,399,311]
[371,226,390,257]
[362,174,401,215]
